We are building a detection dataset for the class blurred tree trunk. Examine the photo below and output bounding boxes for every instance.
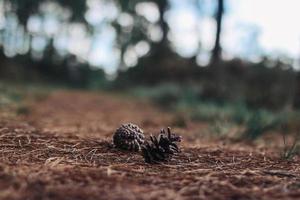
[210,0,226,101]
[157,0,168,46]
[152,0,169,58]
[211,0,224,63]
[286,70,298,111]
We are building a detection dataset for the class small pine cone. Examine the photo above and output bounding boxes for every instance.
[113,123,145,151]
[142,140,168,163]
[141,127,182,163]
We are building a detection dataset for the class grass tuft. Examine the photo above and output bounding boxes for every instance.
[281,131,300,160]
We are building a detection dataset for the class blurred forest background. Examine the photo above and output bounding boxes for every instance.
[1,0,300,138]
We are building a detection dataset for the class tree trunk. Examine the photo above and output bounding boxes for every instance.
[152,0,169,58]
[211,0,224,63]
[157,0,168,45]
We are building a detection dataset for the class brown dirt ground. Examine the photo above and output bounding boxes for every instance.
[1,90,300,200]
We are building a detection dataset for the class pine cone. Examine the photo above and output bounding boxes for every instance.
[141,127,182,163]
[113,123,145,151]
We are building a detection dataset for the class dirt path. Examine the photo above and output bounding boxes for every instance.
[1,90,300,200]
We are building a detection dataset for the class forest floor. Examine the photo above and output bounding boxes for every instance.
[1,90,300,200]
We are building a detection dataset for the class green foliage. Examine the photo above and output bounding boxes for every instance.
[209,120,234,137]
[189,102,234,122]
[0,82,24,107]
[0,81,58,111]
[130,83,294,140]
[150,84,182,108]
[85,69,111,90]
[242,110,281,140]
[131,83,201,109]
[16,105,30,115]
[231,104,251,124]
[171,114,187,128]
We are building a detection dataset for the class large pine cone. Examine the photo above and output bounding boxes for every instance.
[113,123,145,151]
[141,127,182,163]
